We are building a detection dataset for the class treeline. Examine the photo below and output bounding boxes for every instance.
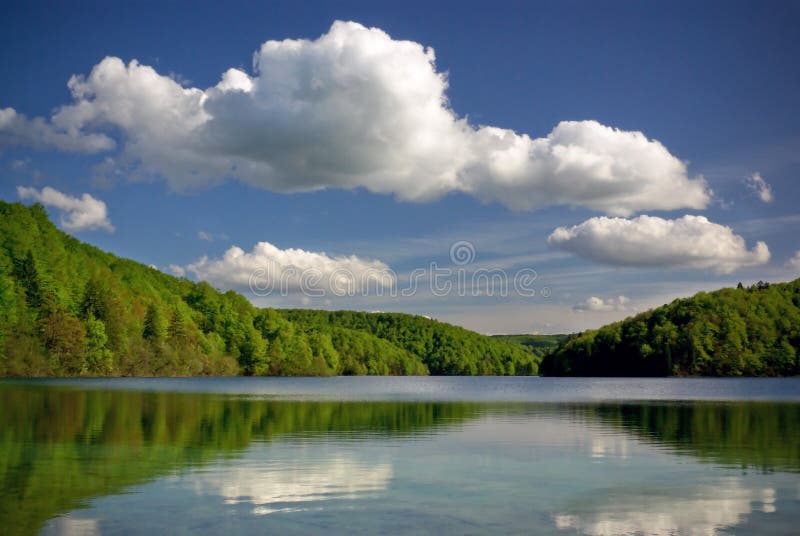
[0,201,537,376]
[490,334,565,359]
[542,280,800,376]
[282,310,539,375]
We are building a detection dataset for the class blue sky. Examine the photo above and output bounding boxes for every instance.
[1,0,799,334]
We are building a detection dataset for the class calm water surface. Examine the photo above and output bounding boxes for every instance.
[1,377,799,535]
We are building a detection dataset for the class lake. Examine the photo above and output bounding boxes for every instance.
[2,377,799,535]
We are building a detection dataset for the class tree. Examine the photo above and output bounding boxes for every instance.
[168,305,190,345]
[15,250,43,310]
[80,275,126,353]
[84,314,113,375]
[143,304,167,344]
[39,304,86,374]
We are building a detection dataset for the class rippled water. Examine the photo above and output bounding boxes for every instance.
[1,377,798,535]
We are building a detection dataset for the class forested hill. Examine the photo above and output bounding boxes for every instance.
[0,201,537,377]
[541,279,800,377]
[490,334,566,359]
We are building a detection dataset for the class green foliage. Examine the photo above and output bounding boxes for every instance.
[14,250,43,310]
[142,303,167,343]
[491,334,566,358]
[83,314,113,375]
[542,280,800,376]
[39,303,85,374]
[0,201,538,376]
[281,309,539,375]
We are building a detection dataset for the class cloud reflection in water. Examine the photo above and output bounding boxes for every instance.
[193,453,393,516]
[553,477,776,536]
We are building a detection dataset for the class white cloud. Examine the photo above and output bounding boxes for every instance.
[745,172,773,203]
[17,185,114,232]
[0,21,710,216]
[168,264,186,277]
[185,241,395,295]
[548,215,770,274]
[0,107,114,153]
[462,120,709,214]
[787,250,800,271]
[196,231,228,242]
[573,295,630,312]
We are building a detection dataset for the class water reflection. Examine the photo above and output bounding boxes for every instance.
[43,516,99,536]
[0,385,477,534]
[589,436,630,459]
[193,454,393,515]
[553,477,777,535]
[588,402,800,471]
[1,383,798,535]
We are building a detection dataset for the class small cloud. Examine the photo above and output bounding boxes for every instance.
[10,159,28,170]
[746,172,773,203]
[197,231,228,242]
[573,296,631,312]
[168,264,186,277]
[787,251,800,271]
[17,185,114,232]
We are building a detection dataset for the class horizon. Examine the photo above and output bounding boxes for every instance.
[2,1,799,335]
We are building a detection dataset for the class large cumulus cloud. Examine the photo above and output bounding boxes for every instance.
[0,21,709,215]
[548,215,770,274]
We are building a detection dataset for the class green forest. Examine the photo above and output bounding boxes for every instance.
[0,201,538,377]
[491,334,566,359]
[4,200,799,378]
[542,279,800,376]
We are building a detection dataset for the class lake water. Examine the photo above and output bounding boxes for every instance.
[2,378,799,535]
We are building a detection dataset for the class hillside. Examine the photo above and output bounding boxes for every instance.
[284,310,538,375]
[541,280,800,376]
[491,334,567,359]
[0,201,538,377]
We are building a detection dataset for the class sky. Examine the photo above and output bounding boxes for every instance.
[1,0,799,334]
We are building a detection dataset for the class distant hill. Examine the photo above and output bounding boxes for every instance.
[491,334,567,358]
[0,201,537,376]
[541,279,800,376]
